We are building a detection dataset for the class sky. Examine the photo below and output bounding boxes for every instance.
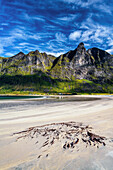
[0,0,113,57]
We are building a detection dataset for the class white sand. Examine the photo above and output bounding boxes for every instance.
[0,96,113,169]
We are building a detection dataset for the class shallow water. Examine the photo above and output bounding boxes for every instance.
[0,95,43,100]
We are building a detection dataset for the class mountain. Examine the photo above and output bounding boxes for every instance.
[49,42,113,82]
[0,42,113,83]
[0,42,113,94]
[0,50,55,75]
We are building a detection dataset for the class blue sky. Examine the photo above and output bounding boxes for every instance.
[0,0,113,57]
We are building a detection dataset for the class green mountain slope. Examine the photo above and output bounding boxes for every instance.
[0,42,113,94]
[0,50,55,75]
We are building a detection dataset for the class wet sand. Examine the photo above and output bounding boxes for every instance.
[0,95,113,169]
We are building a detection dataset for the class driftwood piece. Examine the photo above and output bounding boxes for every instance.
[13,121,107,151]
[74,138,79,144]
[87,131,106,146]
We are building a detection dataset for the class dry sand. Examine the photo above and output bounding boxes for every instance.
[0,95,113,170]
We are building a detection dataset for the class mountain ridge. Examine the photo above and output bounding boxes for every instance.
[49,42,113,82]
[0,42,113,83]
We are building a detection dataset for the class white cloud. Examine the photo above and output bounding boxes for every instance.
[69,31,81,40]
[81,30,93,42]
[55,32,67,42]
[10,28,26,39]
[89,25,111,43]
[47,52,63,57]
[0,45,4,55]
[90,30,103,43]
[19,42,29,46]
[79,15,113,45]
[107,38,113,46]
[33,16,45,21]
[0,27,28,56]
[24,13,45,22]
[9,27,43,41]
[58,16,72,21]
[80,16,94,29]
[94,4,112,14]
[0,37,15,56]
[1,23,9,26]
[62,0,103,7]
[0,22,55,57]
[5,52,14,57]
[58,14,79,22]
[106,49,113,54]
[69,26,107,44]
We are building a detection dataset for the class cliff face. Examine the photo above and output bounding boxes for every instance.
[49,42,113,82]
[0,50,55,75]
[0,42,113,82]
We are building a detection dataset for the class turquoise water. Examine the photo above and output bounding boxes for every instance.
[0,95,44,100]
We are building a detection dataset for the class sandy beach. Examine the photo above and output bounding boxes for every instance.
[0,95,113,170]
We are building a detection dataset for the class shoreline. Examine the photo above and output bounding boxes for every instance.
[0,93,113,101]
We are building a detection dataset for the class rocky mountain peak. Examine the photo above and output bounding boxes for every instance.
[14,52,25,56]
[18,52,25,55]
[34,50,39,55]
[77,42,84,48]
[27,50,40,56]
[76,42,86,54]
[10,51,25,59]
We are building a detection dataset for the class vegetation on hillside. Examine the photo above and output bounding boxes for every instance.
[0,72,113,95]
[0,43,113,95]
